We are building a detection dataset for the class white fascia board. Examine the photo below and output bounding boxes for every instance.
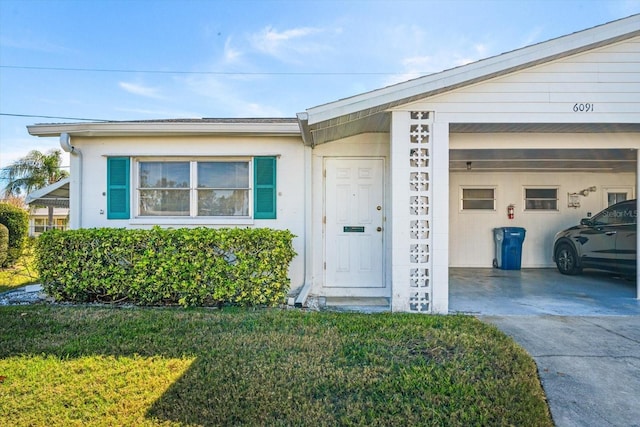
[27,121,302,137]
[305,15,640,125]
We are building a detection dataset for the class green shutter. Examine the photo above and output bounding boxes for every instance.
[107,157,130,219]
[254,157,276,219]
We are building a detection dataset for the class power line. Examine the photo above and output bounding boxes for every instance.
[0,64,413,76]
[0,113,110,122]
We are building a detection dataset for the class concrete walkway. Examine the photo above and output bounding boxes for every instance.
[449,268,640,426]
[0,284,47,306]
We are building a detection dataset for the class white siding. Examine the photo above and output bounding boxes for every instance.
[406,38,640,124]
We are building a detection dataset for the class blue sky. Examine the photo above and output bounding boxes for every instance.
[1,0,639,177]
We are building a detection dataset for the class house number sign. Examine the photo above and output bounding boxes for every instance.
[573,103,594,112]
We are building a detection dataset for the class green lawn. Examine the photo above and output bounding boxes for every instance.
[0,242,39,293]
[0,306,552,426]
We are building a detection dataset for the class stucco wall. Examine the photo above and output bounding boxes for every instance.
[72,134,307,292]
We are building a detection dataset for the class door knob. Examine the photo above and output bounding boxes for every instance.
[377,227,382,232]
[377,206,382,211]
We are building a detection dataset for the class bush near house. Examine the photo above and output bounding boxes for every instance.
[35,227,296,307]
[0,203,29,267]
[0,224,8,266]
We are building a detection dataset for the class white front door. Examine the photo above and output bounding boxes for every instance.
[325,158,384,288]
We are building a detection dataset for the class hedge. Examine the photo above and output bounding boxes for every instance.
[0,203,29,268]
[36,227,297,307]
[0,223,8,266]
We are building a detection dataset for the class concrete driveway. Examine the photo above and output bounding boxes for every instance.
[484,315,640,427]
[449,268,640,426]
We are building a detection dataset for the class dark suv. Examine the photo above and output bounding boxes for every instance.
[553,199,637,276]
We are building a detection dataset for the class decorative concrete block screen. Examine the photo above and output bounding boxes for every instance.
[407,111,432,312]
[391,110,434,312]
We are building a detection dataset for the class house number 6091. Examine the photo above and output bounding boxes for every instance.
[573,103,594,112]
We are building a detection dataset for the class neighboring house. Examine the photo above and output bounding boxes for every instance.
[25,177,70,236]
[28,207,69,236]
[28,16,640,312]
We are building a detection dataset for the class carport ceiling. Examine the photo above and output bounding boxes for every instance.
[450,149,637,172]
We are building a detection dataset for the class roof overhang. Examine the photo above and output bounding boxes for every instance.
[28,119,301,138]
[25,178,70,208]
[298,14,640,146]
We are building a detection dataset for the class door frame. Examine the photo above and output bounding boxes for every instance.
[322,156,388,297]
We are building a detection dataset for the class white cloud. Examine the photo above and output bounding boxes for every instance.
[180,74,284,117]
[118,82,164,99]
[249,26,332,62]
[114,107,203,119]
[0,35,70,53]
[520,26,545,48]
[383,38,494,87]
[223,37,242,63]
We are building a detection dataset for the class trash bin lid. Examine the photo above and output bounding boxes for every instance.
[503,227,526,238]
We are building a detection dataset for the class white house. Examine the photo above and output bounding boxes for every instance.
[28,15,640,312]
[24,177,70,236]
[26,207,69,236]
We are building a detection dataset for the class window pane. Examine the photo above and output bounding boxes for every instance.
[525,188,556,199]
[525,199,557,210]
[140,189,190,216]
[462,188,494,210]
[198,189,249,216]
[608,193,627,206]
[34,219,45,233]
[525,188,557,210]
[463,188,494,199]
[463,200,494,210]
[597,204,637,225]
[140,162,189,188]
[198,162,249,188]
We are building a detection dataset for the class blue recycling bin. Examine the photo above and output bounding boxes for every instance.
[493,227,526,270]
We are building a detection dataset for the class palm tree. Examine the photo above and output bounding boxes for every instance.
[2,149,69,231]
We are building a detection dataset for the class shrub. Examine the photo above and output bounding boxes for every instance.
[0,223,8,266]
[0,203,29,267]
[35,227,297,307]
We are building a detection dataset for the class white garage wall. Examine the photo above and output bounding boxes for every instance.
[449,171,636,268]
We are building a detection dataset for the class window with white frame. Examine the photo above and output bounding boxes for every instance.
[524,187,558,211]
[137,159,250,217]
[461,187,495,210]
[33,218,46,233]
[607,192,627,206]
[107,156,276,220]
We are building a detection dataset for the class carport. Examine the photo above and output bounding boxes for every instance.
[448,131,640,305]
[449,267,640,315]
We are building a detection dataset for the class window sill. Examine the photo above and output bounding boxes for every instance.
[129,217,255,226]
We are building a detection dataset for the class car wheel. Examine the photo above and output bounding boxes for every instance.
[555,244,581,275]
